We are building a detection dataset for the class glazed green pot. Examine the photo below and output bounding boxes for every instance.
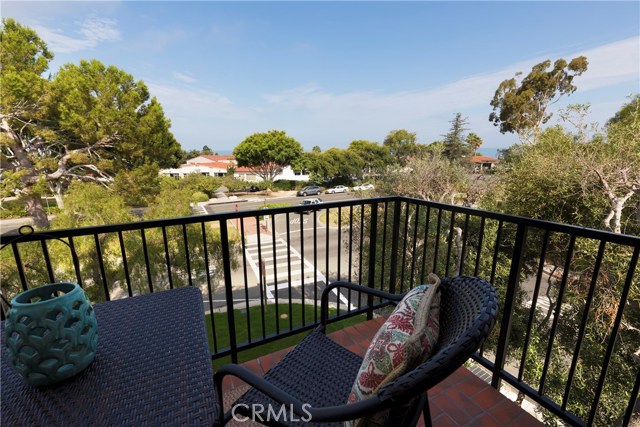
[5,282,98,386]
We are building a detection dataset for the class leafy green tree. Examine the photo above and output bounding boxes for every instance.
[442,113,473,162]
[134,187,240,294]
[129,97,183,167]
[347,140,391,178]
[607,94,639,127]
[49,182,136,300]
[383,129,419,166]
[0,20,181,229]
[576,99,640,234]
[489,56,588,144]
[382,151,468,203]
[233,130,303,182]
[0,18,54,228]
[487,109,639,424]
[466,132,483,154]
[201,145,214,155]
[307,147,363,184]
[47,58,182,178]
[113,164,161,208]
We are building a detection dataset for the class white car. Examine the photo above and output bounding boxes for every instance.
[300,198,323,213]
[325,185,349,194]
[352,183,375,191]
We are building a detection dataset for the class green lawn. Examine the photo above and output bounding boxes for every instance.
[206,303,366,368]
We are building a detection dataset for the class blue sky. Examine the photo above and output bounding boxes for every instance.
[4,1,639,155]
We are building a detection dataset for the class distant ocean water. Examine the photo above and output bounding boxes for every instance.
[477,148,500,158]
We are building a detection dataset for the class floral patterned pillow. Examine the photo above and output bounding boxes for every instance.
[346,274,441,426]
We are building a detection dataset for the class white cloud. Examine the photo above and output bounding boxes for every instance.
[146,81,258,123]
[173,72,197,84]
[259,37,639,148]
[146,37,639,151]
[34,17,120,54]
[79,18,120,43]
[573,37,639,91]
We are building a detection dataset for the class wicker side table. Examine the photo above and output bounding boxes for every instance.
[2,287,217,426]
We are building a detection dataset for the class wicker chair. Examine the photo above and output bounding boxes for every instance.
[214,275,499,427]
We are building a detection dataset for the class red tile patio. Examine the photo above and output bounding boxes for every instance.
[221,317,543,426]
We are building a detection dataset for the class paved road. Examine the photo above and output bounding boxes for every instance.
[202,193,366,312]
[202,192,354,214]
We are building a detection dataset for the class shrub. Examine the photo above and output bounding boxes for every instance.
[272,180,302,191]
[191,191,209,203]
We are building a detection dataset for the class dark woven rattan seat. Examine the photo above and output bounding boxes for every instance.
[215,276,498,427]
[236,329,363,426]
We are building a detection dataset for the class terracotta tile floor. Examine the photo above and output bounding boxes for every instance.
[221,317,543,426]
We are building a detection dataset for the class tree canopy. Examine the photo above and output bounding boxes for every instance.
[489,56,588,144]
[383,129,419,166]
[233,130,303,182]
[307,147,363,184]
[347,140,391,178]
[0,19,182,228]
[442,113,474,162]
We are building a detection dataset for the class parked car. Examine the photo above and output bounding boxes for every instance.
[296,185,322,196]
[325,185,349,194]
[299,198,323,214]
[352,183,375,191]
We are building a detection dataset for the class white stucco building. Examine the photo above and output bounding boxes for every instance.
[159,155,309,182]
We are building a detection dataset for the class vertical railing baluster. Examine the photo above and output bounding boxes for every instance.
[432,209,443,276]
[300,211,305,325]
[489,221,503,285]
[337,207,342,315]
[41,240,55,283]
[348,205,354,309]
[239,217,252,342]
[518,229,549,383]
[117,231,133,297]
[380,202,388,291]
[182,224,193,286]
[11,242,28,291]
[270,214,279,335]
[491,224,528,389]
[94,234,110,301]
[623,370,640,427]
[201,222,218,353]
[140,229,153,293]
[409,204,420,288]
[162,227,174,289]
[313,210,318,323]
[219,219,238,363]
[399,202,410,292]
[444,211,455,277]
[366,202,378,319]
[388,200,401,293]
[358,203,365,305]
[459,214,470,275]
[539,235,576,395]
[256,218,266,339]
[325,206,330,298]
[420,205,431,283]
[562,239,606,409]
[473,217,486,277]
[286,213,293,330]
[588,245,639,426]
[68,237,83,287]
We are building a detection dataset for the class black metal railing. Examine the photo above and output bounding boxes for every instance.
[1,196,638,426]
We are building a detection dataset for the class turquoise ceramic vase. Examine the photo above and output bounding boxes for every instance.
[5,282,98,386]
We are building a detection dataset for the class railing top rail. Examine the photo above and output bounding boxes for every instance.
[402,197,640,247]
[1,195,638,248]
